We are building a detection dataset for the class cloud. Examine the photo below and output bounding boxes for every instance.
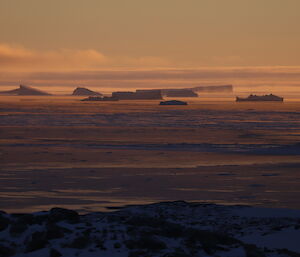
[18,66,300,82]
[211,55,244,66]
[0,43,108,71]
[1,43,300,93]
[0,44,33,63]
[1,66,300,93]
[0,43,171,71]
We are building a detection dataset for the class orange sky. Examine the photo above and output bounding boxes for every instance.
[1,0,300,72]
[1,0,300,92]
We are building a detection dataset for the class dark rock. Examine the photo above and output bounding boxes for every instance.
[128,250,148,257]
[162,249,190,257]
[9,221,28,236]
[125,215,166,228]
[11,213,35,225]
[46,224,71,240]
[243,244,267,257]
[125,236,166,251]
[26,231,48,252]
[276,248,300,257]
[94,238,106,250]
[184,229,239,255]
[114,242,121,249]
[0,244,15,257]
[0,214,10,232]
[48,208,79,223]
[33,214,49,224]
[49,248,62,257]
[67,235,90,249]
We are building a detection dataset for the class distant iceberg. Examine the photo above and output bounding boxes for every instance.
[159,100,188,105]
[236,94,283,102]
[0,85,51,96]
[72,87,102,96]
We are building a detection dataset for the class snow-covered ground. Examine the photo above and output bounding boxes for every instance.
[0,201,299,257]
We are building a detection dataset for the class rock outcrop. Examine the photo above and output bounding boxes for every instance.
[0,201,299,256]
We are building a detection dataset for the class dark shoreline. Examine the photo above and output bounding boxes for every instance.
[1,201,300,257]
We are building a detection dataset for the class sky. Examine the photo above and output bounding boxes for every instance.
[0,0,300,91]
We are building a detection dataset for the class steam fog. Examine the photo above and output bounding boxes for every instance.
[1,67,300,98]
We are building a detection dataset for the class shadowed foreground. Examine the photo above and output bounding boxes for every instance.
[0,201,300,257]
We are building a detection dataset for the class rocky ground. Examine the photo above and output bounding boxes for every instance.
[0,201,300,257]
